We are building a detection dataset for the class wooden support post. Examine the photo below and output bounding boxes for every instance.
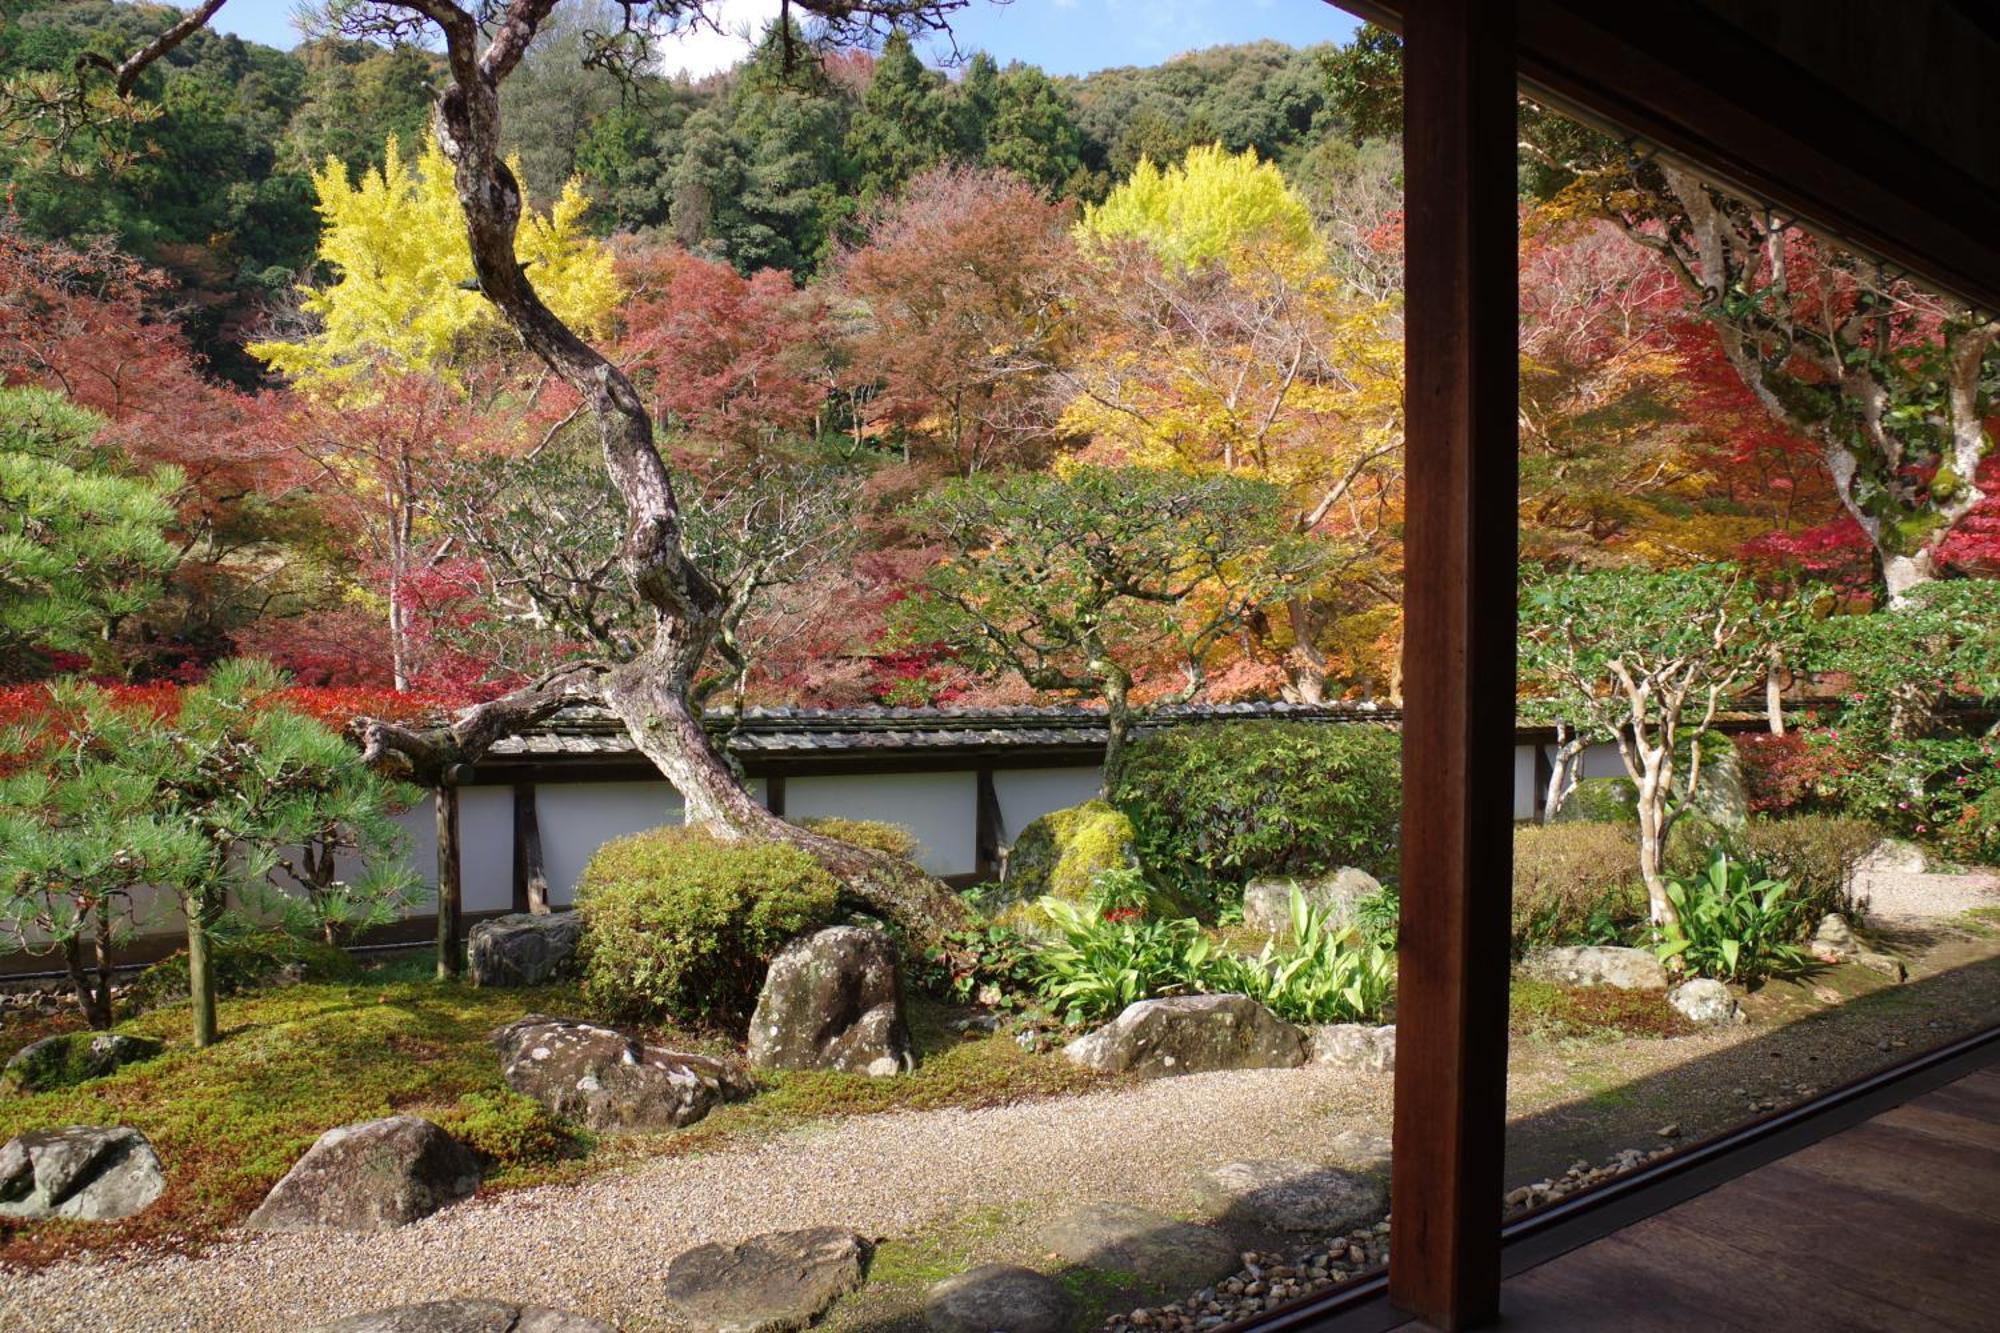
[435,780,462,980]
[1391,1,1519,1329]
[765,775,787,818]
[974,768,1001,880]
[512,782,549,915]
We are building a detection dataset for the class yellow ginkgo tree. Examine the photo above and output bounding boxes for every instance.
[250,133,619,394]
[1062,145,1407,702]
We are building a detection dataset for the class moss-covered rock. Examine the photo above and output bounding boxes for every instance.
[993,800,1137,924]
[3,1032,163,1094]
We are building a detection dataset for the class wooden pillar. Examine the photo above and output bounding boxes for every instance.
[512,782,549,915]
[435,780,462,980]
[1391,2,1518,1329]
[765,774,787,818]
[974,768,1001,879]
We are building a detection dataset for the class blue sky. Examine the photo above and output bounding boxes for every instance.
[208,0,1358,77]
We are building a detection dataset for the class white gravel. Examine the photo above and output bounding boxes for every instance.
[0,1065,1390,1333]
[1854,865,2000,924]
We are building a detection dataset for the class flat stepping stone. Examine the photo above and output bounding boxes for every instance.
[666,1227,868,1333]
[1195,1159,1387,1234]
[925,1264,1071,1333]
[310,1300,612,1332]
[1040,1201,1239,1288]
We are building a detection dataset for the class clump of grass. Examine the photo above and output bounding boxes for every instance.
[1509,979,1697,1041]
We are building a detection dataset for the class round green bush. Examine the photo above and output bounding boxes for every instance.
[1556,776,1640,824]
[1113,721,1401,899]
[794,816,921,861]
[575,825,842,1027]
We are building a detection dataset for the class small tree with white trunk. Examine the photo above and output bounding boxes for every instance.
[1519,565,1766,931]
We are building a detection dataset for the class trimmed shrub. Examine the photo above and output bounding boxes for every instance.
[441,1089,576,1167]
[795,816,921,861]
[995,800,1139,920]
[1736,816,1881,922]
[1556,776,1639,824]
[575,826,841,1027]
[1511,823,1644,956]
[1114,721,1401,900]
[129,930,356,1011]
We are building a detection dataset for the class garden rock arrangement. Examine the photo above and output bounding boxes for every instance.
[1309,1023,1396,1073]
[309,1300,614,1332]
[1103,1228,1390,1332]
[245,1115,480,1232]
[1809,913,1907,981]
[926,1263,1073,1333]
[2,1031,162,1092]
[1193,1159,1386,1234]
[748,926,913,1076]
[1522,944,1669,990]
[0,1124,165,1222]
[1064,994,1307,1077]
[494,1014,751,1131]
[467,912,583,988]
[1668,978,1743,1026]
[1042,1202,1241,1290]
[664,1226,869,1332]
[1241,868,1380,935]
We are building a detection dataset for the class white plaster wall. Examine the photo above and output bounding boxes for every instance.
[457,786,514,913]
[1579,741,1628,780]
[1513,744,1539,822]
[536,781,686,906]
[991,767,1103,847]
[785,772,976,877]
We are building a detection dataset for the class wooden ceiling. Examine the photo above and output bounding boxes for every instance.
[1332,0,2000,312]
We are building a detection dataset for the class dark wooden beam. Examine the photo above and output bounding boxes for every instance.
[435,783,463,979]
[511,782,549,915]
[765,774,787,817]
[974,768,1000,880]
[1391,1,1519,1328]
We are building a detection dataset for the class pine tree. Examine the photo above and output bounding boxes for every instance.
[843,31,956,205]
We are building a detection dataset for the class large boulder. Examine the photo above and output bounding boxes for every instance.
[1242,868,1381,935]
[665,1227,869,1333]
[245,1116,479,1232]
[494,1014,751,1132]
[0,1125,165,1222]
[3,1031,162,1093]
[925,1265,1071,1333]
[1040,1202,1239,1290]
[1310,1023,1396,1073]
[468,912,583,988]
[996,800,1138,922]
[1194,1159,1387,1234]
[310,1301,613,1333]
[1668,978,1743,1026]
[747,926,912,1077]
[1522,945,1670,991]
[1063,994,1307,1077]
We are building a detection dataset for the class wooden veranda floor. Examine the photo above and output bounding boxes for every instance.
[1492,1060,2000,1330]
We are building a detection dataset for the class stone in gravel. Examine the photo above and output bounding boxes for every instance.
[748,926,912,1077]
[0,1125,164,1222]
[1668,978,1742,1026]
[245,1115,479,1232]
[1242,869,1381,936]
[1041,1202,1240,1289]
[1063,994,1307,1077]
[925,1264,1071,1333]
[1856,839,1926,875]
[495,1014,751,1132]
[665,1227,867,1333]
[1521,945,1669,990]
[1326,1129,1392,1170]
[1194,1160,1387,1234]
[1809,914,1906,980]
[3,1031,162,1093]
[1309,1023,1395,1073]
[309,1300,613,1332]
[467,912,583,988]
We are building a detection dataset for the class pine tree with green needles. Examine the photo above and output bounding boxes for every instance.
[0,387,181,677]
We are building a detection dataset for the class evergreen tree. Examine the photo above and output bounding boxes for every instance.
[983,63,1084,198]
[0,387,181,676]
[843,31,956,205]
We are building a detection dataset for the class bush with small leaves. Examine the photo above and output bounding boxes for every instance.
[575,826,841,1028]
[794,816,921,861]
[441,1089,576,1168]
[1511,823,1645,957]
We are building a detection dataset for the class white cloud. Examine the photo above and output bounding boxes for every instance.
[651,0,784,79]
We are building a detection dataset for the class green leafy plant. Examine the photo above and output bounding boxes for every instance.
[575,825,841,1028]
[1655,850,1811,983]
[1351,881,1400,948]
[795,816,921,861]
[922,923,1038,1007]
[1031,896,1212,1026]
[1113,720,1401,902]
[1511,823,1645,957]
[1207,887,1396,1024]
[1733,816,1882,922]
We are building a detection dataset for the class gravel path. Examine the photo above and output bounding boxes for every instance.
[0,1065,1391,1333]
[1854,865,2000,924]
